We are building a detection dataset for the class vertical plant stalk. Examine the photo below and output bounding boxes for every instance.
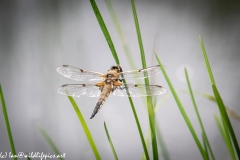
[220,113,236,160]
[89,0,150,159]
[184,68,215,160]
[142,130,151,160]
[90,0,119,65]
[123,86,150,160]
[0,84,17,160]
[214,115,236,160]
[221,114,236,160]
[104,122,118,160]
[68,96,101,160]
[155,54,206,158]
[131,0,158,159]
[105,0,137,70]
[156,121,170,160]
[202,133,209,160]
[105,0,146,109]
[212,85,239,158]
[200,36,240,158]
[199,36,215,85]
[142,94,172,160]
[39,127,65,160]
[105,0,169,160]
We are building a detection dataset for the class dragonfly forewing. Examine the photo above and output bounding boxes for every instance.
[57,65,105,81]
[119,65,163,80]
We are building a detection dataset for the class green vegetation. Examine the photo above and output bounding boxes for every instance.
[0,1,238,160]
[104,122,118,160]
[39,127,65,160]
[68,96,101,160]
[0,84,17,160]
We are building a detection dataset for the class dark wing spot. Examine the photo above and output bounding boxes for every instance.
[82,84,86,87]
[134,84,138,87]
[63,65,68,67]
[79,69,84,72]
[62,84,68,87]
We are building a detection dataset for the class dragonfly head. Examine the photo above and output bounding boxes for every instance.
[110,65,122,73]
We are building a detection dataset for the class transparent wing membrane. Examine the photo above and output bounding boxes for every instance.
[119,65,162,80]
[113,84,166,97]
[57,65,105,81]
[57,65,166,98]
[57,84,101,97]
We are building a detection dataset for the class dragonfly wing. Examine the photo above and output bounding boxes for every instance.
[112,84,166,97]
[57,65,105,81]
[119,65,162,80]
[57,84,102,97]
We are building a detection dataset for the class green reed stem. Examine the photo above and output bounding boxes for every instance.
[185,68,215,160]
[89,1,150,159]
[104,122,118,160]
[39,127,65,160]
[131,0,158,159]
[68,96,101,160]
[155,54,206,159]
[0,84,17,160]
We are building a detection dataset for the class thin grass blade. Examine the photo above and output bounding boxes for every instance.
[0,84,17,160]
[105,0,137,70]
[154,94,172,113]
[131,0,146,66]
[123,89,150,160]
[154,96,170,160]
[155,54,206,158]
[156,121,170,160]
[213,114,236,160]
[199,36,215,84]
[221,114,236,160]
[142,94,171,160]
[142,130,151,160]
[68,96,101,160]
[89,0,150,159]
[105,0,146,111]
[213,115,228,147]
[200,36,239,157]
[202,133,209,160]
[178,90,240,122]
[39,127,65,160]
[184,68,215,160]
[131,0,158,159]
[104,122,118,160]
[212,84,239,158]
[90,0,119,65]
[195,92,240,122]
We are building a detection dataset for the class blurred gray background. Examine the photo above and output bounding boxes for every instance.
[0,0,240,160]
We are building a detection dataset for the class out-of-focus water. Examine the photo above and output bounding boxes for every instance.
[0,0,239,159]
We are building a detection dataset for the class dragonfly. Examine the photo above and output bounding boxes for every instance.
[57,65,166,119]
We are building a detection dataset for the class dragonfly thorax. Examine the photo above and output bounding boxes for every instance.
[106,69,119,80]
[105,79,113,84]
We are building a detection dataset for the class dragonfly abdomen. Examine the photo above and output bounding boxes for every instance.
[90,85,112,119]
